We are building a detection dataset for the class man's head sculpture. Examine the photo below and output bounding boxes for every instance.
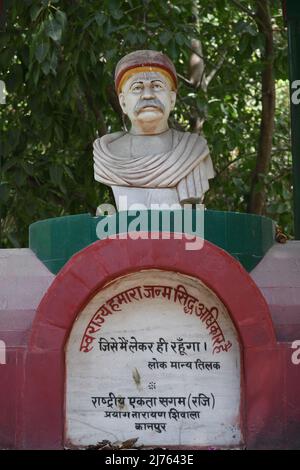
[114,50,177,135]
[93,49,215,209]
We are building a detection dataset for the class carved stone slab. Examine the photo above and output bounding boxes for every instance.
[65,270,242,448]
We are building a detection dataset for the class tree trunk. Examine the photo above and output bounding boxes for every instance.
[247,0,275,214]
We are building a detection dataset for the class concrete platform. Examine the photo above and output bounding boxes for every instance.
[0,241,299,449]
[251,241,300,341]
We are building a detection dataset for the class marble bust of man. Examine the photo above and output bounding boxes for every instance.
[93,50,214,210]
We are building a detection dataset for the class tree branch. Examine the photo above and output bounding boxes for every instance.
[206,52,227,86]
[217,148,291,177]
[229,0,266,30]
[186,44,221,69]
[247,0,276,214]
[228,0,255,18]
[177,73,195,88]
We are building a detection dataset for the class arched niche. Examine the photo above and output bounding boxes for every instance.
[65,269,242,448]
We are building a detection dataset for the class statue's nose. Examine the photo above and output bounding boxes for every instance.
[141,85,155,99]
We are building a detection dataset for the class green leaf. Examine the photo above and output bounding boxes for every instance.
[64,165,75,181]
[146,22,160,27]
[41,61,51,75]
[106,48,117,60]
[45,17,62,42]
[8,129,20,149]
[32,64,40,85]
[234,20,256,36]
[83,17,95,30]
[14,168,27,187]
[277,203,289,214]
[108,0,121,14]
[55,10,67,28]
[175,32,185,46]
[159,31,172,45]
[21,162,35,176]
[5,64,23,92]
[196,97,208,115]
[238,35,251,55]
[137,32,147,45]
[111,10,123,20]
[50,165,63,186]
[125,31,137,45]
[0,182,10,203]
[59,179,67,194]
[30,5,44,22]
[168,38,178,61]
[35,42,49,63]
[95,12,106,26]
[49,51,58,74]
[0,48,14,68]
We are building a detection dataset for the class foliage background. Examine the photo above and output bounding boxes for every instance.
[0,0,292,247]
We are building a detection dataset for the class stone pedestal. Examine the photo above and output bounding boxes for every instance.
[0,220,300,449]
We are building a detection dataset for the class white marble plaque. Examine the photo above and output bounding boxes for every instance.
[65,270,243,448]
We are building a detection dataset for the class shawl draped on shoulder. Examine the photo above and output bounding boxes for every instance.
[93,129,215,203]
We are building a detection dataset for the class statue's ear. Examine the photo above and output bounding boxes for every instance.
[170,91,176,110]
[119,92,127,114]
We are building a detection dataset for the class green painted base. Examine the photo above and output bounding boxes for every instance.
[29,210,275,274]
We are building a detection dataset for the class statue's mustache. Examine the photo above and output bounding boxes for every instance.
[134,99,165,114]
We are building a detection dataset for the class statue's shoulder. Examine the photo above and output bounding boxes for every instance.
[93,131,128,157]
[171,128,208,146]
[94,131,126,148]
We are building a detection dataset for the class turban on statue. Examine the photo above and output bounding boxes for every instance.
[114,50,178,94]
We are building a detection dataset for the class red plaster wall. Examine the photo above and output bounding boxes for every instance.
[1,234,300,449]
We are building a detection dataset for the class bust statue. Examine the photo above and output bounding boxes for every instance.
[93,50,215,210]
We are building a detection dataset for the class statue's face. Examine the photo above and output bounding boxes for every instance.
[118,71,176,132]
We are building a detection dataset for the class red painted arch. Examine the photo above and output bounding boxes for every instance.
[23,234,282,449]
